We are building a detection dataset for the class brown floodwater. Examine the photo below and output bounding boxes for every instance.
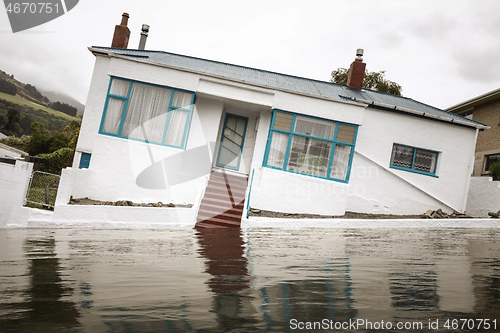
[0,227,499,332]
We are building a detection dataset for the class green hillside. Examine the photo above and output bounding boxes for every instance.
[0,92,78,121]
[0,69,81,137]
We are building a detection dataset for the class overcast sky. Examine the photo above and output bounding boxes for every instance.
[1,0,499,110]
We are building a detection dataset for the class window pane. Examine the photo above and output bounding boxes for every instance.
[218,139,240,168]
[414,149,437,173]
[165,109,188,147]
[336,124,356,144]
[122,83,171,143]
[273,112,293,131]
[287,135,331,177]
[109,78,130,96]
[102,98,124,134]
[294,116,335,139]
[172,91,193,108]
[267,132,289,168]
[391,145,414,169]
[225,116,246,137]
[331,145,351,180]
[485,154,500,171]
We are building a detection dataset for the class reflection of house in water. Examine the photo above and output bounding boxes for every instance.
[0,235,80,331]
[196,228,257,330]
[389,261,439,310]
[347,229,476,320]
[468,239,500,316]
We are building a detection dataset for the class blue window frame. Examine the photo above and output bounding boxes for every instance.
[98,77,195,149]
[390,143,439,177]
[263,110,358,183]
[79,152,91,169]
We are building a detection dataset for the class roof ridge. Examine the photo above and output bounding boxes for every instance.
[90,46,486,129]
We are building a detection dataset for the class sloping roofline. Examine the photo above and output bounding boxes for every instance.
[446,87,500,114]
[89,46,488,130]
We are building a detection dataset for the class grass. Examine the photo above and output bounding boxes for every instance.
[0,91,80,121]
[25,173,60,210]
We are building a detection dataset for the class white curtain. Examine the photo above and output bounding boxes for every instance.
[391,145,415,169]
[122,83,171,143]
[165,109,188,147]
[172,91,193,108]
[102,98,124,135]
[267,132,289,168]
[414,149,437,173]
[288,136,331,177]
[294,116,335,140]
[330,144,351,180]
[109,79,130,96]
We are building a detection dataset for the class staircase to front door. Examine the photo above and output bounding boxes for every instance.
[195,170,248,228]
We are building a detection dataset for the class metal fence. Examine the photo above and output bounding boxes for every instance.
[25,171,61,210]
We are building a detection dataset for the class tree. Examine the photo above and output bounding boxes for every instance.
[27,122,51,156]
[0,79,17,95]
[3,108,20,136]
[330,68,403,96]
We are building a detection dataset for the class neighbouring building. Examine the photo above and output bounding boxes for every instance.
[0,142,29,160]
[447,88,500,176]
[58,13,486,227]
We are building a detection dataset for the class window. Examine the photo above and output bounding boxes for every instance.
[79,153,91,169]
[484,153,500,172]
[264,110,358,182]
[99,77,195,149]
[390,144,439,177]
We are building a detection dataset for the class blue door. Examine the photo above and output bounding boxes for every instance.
[216,114,248,170]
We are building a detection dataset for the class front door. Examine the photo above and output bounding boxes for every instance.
[216,114,248,170]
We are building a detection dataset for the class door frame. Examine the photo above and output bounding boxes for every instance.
[215,113,249,171]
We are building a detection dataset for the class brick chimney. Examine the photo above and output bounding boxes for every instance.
[347,49,366,90]
[111,13,130,49]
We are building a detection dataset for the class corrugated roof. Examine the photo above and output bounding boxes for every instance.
[90,46,486,129]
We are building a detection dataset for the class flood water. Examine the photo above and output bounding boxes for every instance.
[0,227,499,332]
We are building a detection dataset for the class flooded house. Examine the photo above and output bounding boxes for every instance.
[2,13,486,228]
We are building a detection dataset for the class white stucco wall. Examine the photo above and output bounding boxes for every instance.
[347,108,477,214]
[249,167,349,215]
[0,160,33,227]
[72,57,229,205]
[466,177,500,217]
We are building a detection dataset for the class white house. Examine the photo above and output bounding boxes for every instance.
[61,14,486,227]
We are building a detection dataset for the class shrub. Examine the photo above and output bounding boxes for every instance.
[37,147,73,174]
[489,161,500,181]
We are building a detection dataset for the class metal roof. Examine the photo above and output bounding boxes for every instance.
[90,46,487,130]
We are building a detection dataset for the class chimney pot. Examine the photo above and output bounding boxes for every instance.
[120,13,129,26]
[138,24,150,50]
[111,12,131,49]
[347,48,366,90]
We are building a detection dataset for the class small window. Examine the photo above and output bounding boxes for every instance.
[79,153,91,169]
[484,153,500,172]
[390,144,438,176]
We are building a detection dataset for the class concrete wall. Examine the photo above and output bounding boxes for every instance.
[0,160,33,227]
[466,177,500,217]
